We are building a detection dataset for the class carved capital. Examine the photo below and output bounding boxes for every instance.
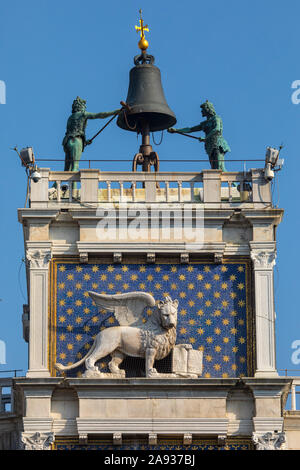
[113,432,122,446]
[183,433,193,445]
[214,253,223,264]
[79,252,88,264]
[250,250,276,270]
[20,432,54,450]
[147,253,155,264]
[26,249,52,269]
[148,433,157,445]
[113,252,122,264]
[252,432,286,450]
[180,253,189,264]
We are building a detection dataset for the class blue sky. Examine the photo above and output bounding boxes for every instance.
[0,0,299,377]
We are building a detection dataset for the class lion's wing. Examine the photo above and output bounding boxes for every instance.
[88,291,156,326]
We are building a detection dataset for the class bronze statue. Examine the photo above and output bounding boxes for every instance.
[62,96,121,173]
[168,100,230,171]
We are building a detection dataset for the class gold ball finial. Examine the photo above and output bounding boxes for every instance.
[135,9,149,51]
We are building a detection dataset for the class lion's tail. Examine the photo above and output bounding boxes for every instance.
[55,341,96,372]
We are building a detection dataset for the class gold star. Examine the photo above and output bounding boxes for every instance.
[213,309,221,317]
[59,265,66,272]
[58,282,65,290]
[107,265,114,272]
[59,315,66,323]
[76,266,83,272]
[92,266,99,272]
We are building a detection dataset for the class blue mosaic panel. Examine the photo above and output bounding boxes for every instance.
[49,262,251,378]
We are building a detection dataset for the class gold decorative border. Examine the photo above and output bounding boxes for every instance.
[52,436,254,450]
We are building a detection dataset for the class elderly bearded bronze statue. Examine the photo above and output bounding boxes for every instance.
[168,100,231,171]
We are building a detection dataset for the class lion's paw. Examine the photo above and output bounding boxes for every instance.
[147,368,158,378]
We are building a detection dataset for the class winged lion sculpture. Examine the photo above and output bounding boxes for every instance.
[55,292,178,378]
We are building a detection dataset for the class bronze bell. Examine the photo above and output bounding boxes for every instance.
[117,56,176,132]
[117,53,176,172]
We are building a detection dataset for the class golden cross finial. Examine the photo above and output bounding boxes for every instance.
[135,9,149,51]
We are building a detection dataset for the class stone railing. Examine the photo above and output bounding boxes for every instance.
[29,168,272,208]
[0,378,13,414]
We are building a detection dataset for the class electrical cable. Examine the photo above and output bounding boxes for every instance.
[18,258,27,303]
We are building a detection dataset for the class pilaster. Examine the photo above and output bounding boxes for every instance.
[250,241,278,377]
[25,242,52,378]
